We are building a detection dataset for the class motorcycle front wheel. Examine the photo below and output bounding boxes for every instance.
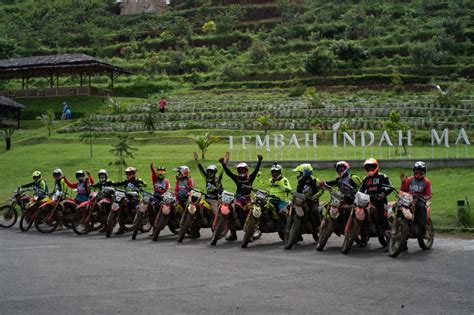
[316,218,333,252]
[210,213,226,246]
[105,211,118,238]
[71,208,93,235]
[341,218,361,255]
[388,219,409,258]
[418,218,434,250]
[0,204,19,228]
[241,215,257,248]
[35,206,59,233]
[20,209,35,232]
[284,215,301,250]
[177,212,193,243]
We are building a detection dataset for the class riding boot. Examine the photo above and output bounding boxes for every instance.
[226,228,238,241]
[116,223,125,235]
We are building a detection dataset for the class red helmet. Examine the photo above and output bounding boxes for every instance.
[236,162,249,178]
[334,161,350,177]
[363,158,379,176]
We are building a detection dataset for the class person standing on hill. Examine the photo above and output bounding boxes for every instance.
[159,97,167,113]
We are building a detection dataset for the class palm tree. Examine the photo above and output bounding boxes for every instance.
[2,128,15,151]
[36,109,55,137]
[192,132,221,160]
[109,135,138,180]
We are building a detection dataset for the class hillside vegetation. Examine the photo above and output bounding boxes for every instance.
[0,0,473,94]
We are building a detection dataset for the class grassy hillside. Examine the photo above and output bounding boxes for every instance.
[0,0,473,94]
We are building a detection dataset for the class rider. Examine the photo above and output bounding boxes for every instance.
[324,161,362,203]
[111,166,147,234]
[150,162,170,203]
[91,169,114,191]
[293,163,322,239]
[194,152,224,219]
[20,171,49,197]
[220,154,263,241]
[174,165,194,211]
[64,170,95,203]
[52,169,68,195]
[400,161,432,236]
[359,158,393,247]
[258,163,292,215]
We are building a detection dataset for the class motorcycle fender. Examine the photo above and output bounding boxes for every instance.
[220,204,231,216]
[39,200,56,209]
[329,206,339,219]
[98,198,111,206]
[111,202,120,212]
[77,201,92,209]
[252,205,262,218]
[355,207,365,221]
[401,207,413,220]
[162,204,171,215]
[188,204,197,215]
[138,203,148,213]
[294,205,304,217]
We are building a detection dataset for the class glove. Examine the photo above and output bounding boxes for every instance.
[257,154,263,161]
[218,157,225,164]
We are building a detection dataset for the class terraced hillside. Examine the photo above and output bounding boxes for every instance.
[61,92,474,133]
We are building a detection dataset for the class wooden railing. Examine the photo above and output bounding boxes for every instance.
[0,86,112,99]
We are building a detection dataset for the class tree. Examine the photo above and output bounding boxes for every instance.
[109,135,138,181]
[2,128,15,151]
[192,132,221,160]
[202,20,216,33]
[256,115,272,135]
[304,47,336,75]
[107,97,122,114]
[385,110,408,154]
[36,109,55,137]
[143,113,156,134]
[304,87,325,108]
[78,116,99,158]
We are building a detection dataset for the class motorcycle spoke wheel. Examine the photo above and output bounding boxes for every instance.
[72,209,92,235]
[418,219,434,250]
[35,207,59,233]
[388,220,408,258]
[20,210,35,232]
[0,204,19,228]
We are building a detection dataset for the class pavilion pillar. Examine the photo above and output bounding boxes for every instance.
[22,78,25,89]
[26,78,29,90]
[56,74,59,89]
[88,74,91,87]
[80,73,83,86]
[110,71,114,89]
[50,74,54,88]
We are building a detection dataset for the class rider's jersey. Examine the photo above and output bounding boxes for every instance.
[53,178,68,194]
[175,176,194,201]
[261,175,292,202]
[21,180,49,195]
[221,159,262,197]
[64,175,94,203]
[359,172,393,202]
[401,176,432,199]
[91,180,114,191]
[326,174,361,197]
[296,176,322,200]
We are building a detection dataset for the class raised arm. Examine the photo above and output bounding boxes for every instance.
[249,155,263,183]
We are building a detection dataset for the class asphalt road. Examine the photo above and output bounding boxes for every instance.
[1,226,473,315]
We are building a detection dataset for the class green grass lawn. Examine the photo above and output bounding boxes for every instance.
[0,136,471,227]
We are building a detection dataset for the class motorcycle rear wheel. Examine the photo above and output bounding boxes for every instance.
[71,208,93,235]
[388,219,409,258]
[0,204,18,228]
[284,215,301,250]
[35,206,59,233]
[341,219,361,255]
[316,218,333,252]
[418,218,434,250]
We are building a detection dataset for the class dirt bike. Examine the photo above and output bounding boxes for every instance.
[177,189,212,243]
[131,191,155,240]
[209,190,235,246]
[0,187,32,228]
[71,188,114,235]
[241,188,286,248]
[385,185,434,258]
[34,191,77,233]
[152,191,181,241]
[341,191,388,254]
[19,189,50,232]
[284,192,321,250]
[105,189,139,238]
[316,186,352,251]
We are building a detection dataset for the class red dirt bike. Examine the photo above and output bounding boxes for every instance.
[71,188,115,235]
[241,188,286,248]
[131,191,155,240]
[34,191,78,233]
[341,191,388,254]
[316,186,353,251]
[152,191,181,241]
[209,190,236,246]
[19,189,50,232]
[177,189,215,243]
[385,185,434,258]
[105,189,139,238]
[284,192,321,250]
[0,187,32,228]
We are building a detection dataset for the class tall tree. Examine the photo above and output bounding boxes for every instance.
[79,116,99,158]
[109,135,138,180]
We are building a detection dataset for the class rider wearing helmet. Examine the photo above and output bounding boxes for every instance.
[324,161,362,202]
[20,171,49,197]
[64,170,95,203]
[400,161,432,235]
[52,168,68,194]
[258,163,292,214]
[91,169,114,191]
[219,154,263,241]
[359,158,393,246]
[174,165,194,207]
[150,162,170,202]
[194,152,224,215]
[293,163,323,238]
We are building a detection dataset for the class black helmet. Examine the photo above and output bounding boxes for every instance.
[413,161,426,179]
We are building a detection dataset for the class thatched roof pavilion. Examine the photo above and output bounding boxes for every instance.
[0,96,25,128]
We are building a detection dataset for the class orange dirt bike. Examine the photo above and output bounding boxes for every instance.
[0,187,33,228]
[131,191,155,240]
[341,191,388,254]
[241,188,286,249]
[152,191,181,241]
[71,188,115,235]
[385,185,434,258]
[209,190,237,246]
[19,189,50,232]
[316,185,353,251]
[177,189,215,243]
[34,191,78,233]
[105,189,139,238]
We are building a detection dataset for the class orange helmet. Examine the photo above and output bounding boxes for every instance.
[363,158,379,176]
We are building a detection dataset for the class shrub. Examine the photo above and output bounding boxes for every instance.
[288,84,306,97]
[304,47,336,75]
[329,40,367,66]
[249,40,270,65]
[409,41,442,66]
[202,20,217,33]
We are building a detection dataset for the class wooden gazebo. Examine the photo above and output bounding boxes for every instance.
[0,54,131,99]
[0,96,25,128]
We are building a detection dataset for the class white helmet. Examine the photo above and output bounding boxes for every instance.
[98,169,108,176]
[206,165,218,172]
[53,168,63,177]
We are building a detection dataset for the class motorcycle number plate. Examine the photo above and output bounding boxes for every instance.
[294,206,304,217]
[111,203,120,211]
[329,207,339,219]
[252,206,262,218]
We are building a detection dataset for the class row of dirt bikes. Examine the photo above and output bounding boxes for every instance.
[0,183,434,258]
